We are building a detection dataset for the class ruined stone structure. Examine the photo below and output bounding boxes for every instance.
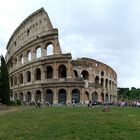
[6,8,117,104]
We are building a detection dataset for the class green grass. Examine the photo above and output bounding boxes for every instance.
[0,106,140,140]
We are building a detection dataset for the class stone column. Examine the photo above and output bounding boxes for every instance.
[67,87,71,104]
[53,62,58,79]
[41,47,46,58]
[81,88,85,104]
[53,88,58,104]
[67,61,72,79]
[31,49,36,61]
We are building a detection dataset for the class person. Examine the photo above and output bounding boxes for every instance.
[36,100,41,108]
[72,100,75,107]
[45,101,49,106]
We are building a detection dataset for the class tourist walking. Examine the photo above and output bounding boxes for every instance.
[36,100,41,108]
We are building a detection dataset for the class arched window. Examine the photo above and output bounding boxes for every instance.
[101,78,104,87]
[105,79,108,88]
[10,77,13,87]
[47,44,53,55]
[46,66,53,79]
[26,92,31,103]
[45,89,53,103]
[35,68,41,80]
[95,76,99,84]
[14,76,17,85]
[58,65,67,78]
[71,89,80,103]
[58,89,67,103]
[81,70,89,80]
[74,70,78,78]
[36,47,41,58]
[19,92,23,102]
[101,71,104,76]
[14,58,17,66]
[92,91,98,101]
[27,51,31,61]
[19,73,23,84]
[35,90,41,102]
[26,71,31,82]
[20,54,24,64]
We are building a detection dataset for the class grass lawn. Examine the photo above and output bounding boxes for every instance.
[0,106,140,140]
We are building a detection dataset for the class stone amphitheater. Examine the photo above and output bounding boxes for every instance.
[6,8,117,105]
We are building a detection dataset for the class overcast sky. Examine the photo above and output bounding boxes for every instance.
[0,0,140,88]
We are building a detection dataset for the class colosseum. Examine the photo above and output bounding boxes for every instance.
[6,8,117,105]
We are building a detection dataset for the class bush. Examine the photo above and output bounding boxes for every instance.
[9,100,17,106]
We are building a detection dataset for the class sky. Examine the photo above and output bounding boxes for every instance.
[0,0,140,88]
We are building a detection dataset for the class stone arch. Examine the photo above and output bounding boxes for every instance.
[10,77,13,87]
[27,50,31,62]
[101,78,104,87]
[19,54,24,64]
[35,68,41,80]
[58,89,67,103]
[101,71,104,76]
[35,90,41,102]
[105,79,108,88]
[26,71,31,82]
[85,91,89,103]
[14,93,17,101]
[105,93,109,103]
[45,89,53,103]
[109,80,111,89]
[46,43,54,56]
[74,70,78,78]
[19,73,23,84]
[92,91,98,101]
[95,76,99,84]
[46,66,53,79]
[36,46,41,58]
[71,89,80,103]
[26,91,31,103]
[81,70,89,80]
[58,65,67,78]
[14,58,17,66]
[101,93,104,103]
[14,76,17,85]
[19,92,23,102]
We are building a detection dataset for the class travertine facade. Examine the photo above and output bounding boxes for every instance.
[6,8,117,104]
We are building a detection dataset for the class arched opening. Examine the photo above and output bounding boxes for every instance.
[14,76,17,85]
[101,78,104,87]
[109,80,111,89]
[58,89,67,104]
[19,92,23,102]
[45,89,53,103]
[74,70,78,78]
[35,68,41,80]
[71,89,80,103]
[35,90,41,102]
[101,71,104,76]
[95,76,99,84]
[36,47,41,58]
[105,79,108,88]
[14,93,17,101]
[10,77,13,87]
[101,93,104,103]
[14,58,17,66]
[46,66,53,79]
[58,65,67,78]
[19,73,23,84]
[26,92,31,103]
[19,54,24,64]
[92,91,98,102]
[105,93,109,103]
[81,70,89,80]
[85,91,89,103]
[26,71,31,82]
[47,44,53,55]
[27,51,31,61]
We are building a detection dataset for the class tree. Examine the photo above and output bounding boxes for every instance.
[0,55,10,104]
